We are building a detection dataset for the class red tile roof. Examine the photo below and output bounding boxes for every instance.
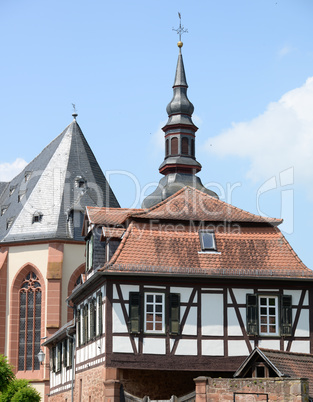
[86,207,144,226]
[235,347,313,395]
[85,187,311,279]
[101,222,311,278]
[132,187,283,224]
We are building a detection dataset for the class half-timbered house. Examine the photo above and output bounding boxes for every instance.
[44,39,313,401]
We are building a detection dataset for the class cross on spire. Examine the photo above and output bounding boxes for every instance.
[172,12,188,45]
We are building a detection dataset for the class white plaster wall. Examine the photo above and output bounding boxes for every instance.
[258,339,280,350]
[62,243,85,325]
[227,307,246,336]
[113,336,133,353]
[202,293,223,336]
[284,289,308,306]
[228,340,250,356]
[289,340,310,354]
[182,307,197,335]
[143,338,165,354]
[202,340,224,356]
[175,339,197,356]
[113,303,128,333]
[119,284,139,300]
[228,289,253,304]
[294,309,310,336]
[171,287,194,303]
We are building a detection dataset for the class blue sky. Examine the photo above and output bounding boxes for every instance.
[1,0,313,268]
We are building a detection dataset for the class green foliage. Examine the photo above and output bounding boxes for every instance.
[11,385,41,402]
[0,355,14,393]
[0,379,29,402]
[0,355,41,401]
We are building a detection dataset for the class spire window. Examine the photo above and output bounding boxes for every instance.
[191,139,195,157]
[165,139,169,157]
[32,212,43,224]
[6,217,14,230]
[181,137,189,155]
[171,137,178,155]
[1,205,9,216]
[24,171,31,182]
[75,176,86,189]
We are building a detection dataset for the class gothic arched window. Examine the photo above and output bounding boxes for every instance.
[18,272,41,371]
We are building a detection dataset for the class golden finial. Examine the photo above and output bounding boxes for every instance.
[173,12,188,51]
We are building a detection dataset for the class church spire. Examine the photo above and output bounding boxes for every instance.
[159,36,201,176]
[141,17,218,209]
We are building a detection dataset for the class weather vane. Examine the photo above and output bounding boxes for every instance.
[172,12,188,43]
[72,103,78,119]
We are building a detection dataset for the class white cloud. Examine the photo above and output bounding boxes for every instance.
[278,45,294,58]
[206,77,313,189]
[0,158,28,182]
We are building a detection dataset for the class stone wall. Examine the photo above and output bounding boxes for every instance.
[195,376,310,402]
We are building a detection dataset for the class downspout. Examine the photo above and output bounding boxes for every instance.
[66,300,77,402]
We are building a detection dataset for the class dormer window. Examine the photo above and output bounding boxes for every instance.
[24,171,31,182]
[75,176,86,189]
[9,186,16,196]
[199,230,216,251]
[6,217,14,230]
[18,191,26,203]
[32,212,43,223]
[1,205,8,216]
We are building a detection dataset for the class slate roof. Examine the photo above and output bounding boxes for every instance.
[234,347,313,394]
[0,118,119,243]
[85,186,311,278]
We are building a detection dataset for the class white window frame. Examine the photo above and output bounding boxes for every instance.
[258,295,279,336]
[144,293,165,334]
[199,230,216,251]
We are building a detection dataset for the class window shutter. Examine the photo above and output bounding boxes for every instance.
[63,340,67,367]
[90,300,95,339]
[169,293,180,335]
[69,338,73,367]
[246,294,258,335]
[281,295,292,336]
[83,304,88,343]
[57,343,61,372]
[97,294,102,336]
[129,292,140,334]
[77,309,81,346]
[50,347,56,372]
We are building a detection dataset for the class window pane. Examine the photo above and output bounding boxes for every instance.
[260,307,267,315]
[269,298,276,306]
[269,308,276,315]
[156,295,162,303]
[260,298,266,305]
[144,293,164,333]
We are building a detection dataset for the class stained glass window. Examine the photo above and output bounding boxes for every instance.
[18,272,41,371]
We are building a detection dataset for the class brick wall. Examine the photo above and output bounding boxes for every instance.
[48,365,120,402]
[195,376,310,402]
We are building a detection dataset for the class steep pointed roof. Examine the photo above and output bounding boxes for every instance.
[142,41,217,209]
[0,117,119,243]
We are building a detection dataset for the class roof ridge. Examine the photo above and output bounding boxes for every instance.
[259,348,313,357]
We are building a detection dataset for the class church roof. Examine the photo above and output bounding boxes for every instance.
[0,117,119,243]
[85,186,311,279]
